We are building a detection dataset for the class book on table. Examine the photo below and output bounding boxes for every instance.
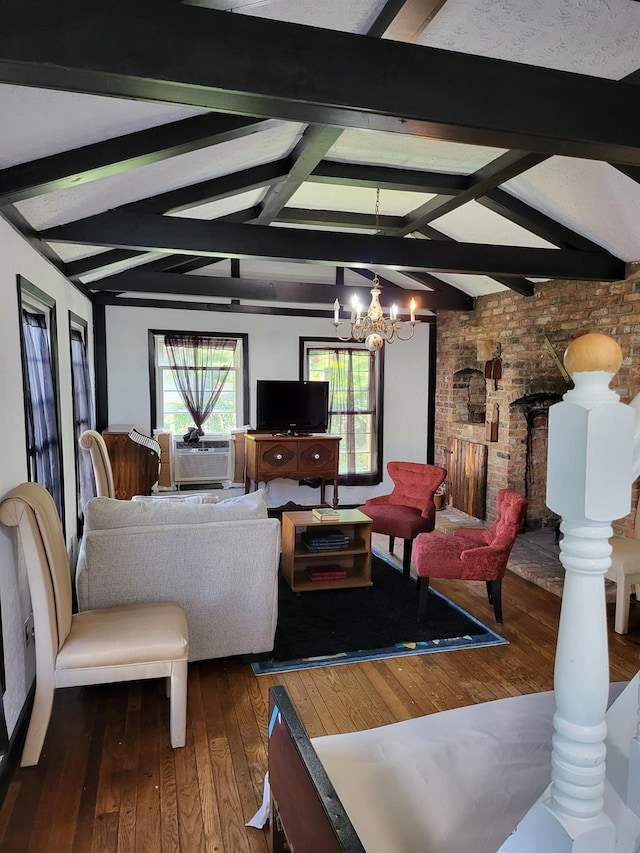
[306,565,348,582]
[312,507,340,521]
[301,529,350,552]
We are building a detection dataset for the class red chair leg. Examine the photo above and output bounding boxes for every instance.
[418,576,430,622]
[403,539,413,576]
[487,579,503,623]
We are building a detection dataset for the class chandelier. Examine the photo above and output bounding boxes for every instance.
[332,189,420,351]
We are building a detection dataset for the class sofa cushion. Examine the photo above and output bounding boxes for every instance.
[132,493,220,504]
[85,489,268,530]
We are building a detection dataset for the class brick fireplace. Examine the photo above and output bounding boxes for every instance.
[434,264,640,533]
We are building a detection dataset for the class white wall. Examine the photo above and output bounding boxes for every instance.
[0,215,93,746]
[105,302,432,506]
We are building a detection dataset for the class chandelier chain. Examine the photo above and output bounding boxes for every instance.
[331,186,419,350]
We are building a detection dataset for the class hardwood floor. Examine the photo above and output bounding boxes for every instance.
[1,569,639,852]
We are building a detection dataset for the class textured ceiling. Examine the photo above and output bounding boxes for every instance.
[0,0,639,317]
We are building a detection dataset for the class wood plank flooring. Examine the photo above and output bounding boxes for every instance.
[1,567,639,852]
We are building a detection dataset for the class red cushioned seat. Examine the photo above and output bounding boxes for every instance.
[358,462,447,576]
[413,489,528,624]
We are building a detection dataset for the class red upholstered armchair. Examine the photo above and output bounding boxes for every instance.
[358,462,447,576]
[413,489,528,624]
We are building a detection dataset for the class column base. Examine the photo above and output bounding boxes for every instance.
[537,798,615,853]
[626,737,640,816]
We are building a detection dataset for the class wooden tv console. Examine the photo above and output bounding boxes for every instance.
[244,433,341,507]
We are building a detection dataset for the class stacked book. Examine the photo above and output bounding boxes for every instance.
[301,529,350,552]
[306,565,348,582]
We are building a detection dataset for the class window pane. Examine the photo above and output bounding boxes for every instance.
[156,337,242,434]
[22,309,62,515]
[307,345,380,481]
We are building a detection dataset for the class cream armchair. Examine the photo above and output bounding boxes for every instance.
[79,429,115,497]
[0,483,189,766]
[606,504,640,634]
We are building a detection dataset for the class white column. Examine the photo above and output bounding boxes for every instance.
[543,334,634,852]
[626,681,640,814]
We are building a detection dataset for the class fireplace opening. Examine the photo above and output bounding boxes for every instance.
[453,368,486,425]
[510,393,562,530]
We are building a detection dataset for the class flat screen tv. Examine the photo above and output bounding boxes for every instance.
[256,380,329,436]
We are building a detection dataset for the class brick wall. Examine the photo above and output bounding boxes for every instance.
[435,263,640,533]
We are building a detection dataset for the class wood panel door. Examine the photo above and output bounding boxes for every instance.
[448,438,488,519]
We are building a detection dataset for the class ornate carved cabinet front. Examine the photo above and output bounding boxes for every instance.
[244,434,341,507]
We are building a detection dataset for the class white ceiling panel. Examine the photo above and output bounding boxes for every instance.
[216,0,388,34]
[431,200,559,249]
[504,158,640,262]
[52,243,112,262]
[327,129,506,175]
[289,183,433,216]
[429,272,509,298]
[0,84,205,168]
[172,188,266,220]
[420,0,640,79]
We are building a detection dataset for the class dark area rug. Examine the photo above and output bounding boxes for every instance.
[252,553,507,674]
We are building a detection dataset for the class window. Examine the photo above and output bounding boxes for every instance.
[302,340,383,485]
[18,277,63,519]
[70,315,95,512]
[151,332,248,435]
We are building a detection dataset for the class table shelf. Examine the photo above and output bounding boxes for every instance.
[281,509,372,593]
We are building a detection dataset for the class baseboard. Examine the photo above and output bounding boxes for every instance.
[0,683,35,806]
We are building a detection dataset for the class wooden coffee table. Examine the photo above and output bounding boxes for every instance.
[280,509,372,593]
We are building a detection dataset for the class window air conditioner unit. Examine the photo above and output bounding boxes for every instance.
[172,434,233,486]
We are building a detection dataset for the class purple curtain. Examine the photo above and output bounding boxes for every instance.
[22,310,62,516]
[164,335,237,434]
[71,329,95,508]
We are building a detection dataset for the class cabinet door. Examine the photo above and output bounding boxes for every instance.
[103,430,158,499]
[448,438,487,520]
[298,440,338,478]
[258,441,298,475]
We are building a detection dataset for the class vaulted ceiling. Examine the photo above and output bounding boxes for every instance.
[1,0,640,321]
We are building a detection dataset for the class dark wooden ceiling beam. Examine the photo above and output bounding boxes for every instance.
[308,161,466,194]
[392,151,548,235]
[406,267,532,298]
[349,266,474,309]
[275,208,405,230]
[1,205,68,276]
[42,210,625,280]
[255,126,343,224]
[125,160,290,215]
[413,223,535,294]
[0,113,277,205]
[346,267,412,293]
[2,1,639,164]
[64,207,259,281]
[88,267,461,310]
[613,163,640,186]
[478,189,607,252]
[253,0,438,226]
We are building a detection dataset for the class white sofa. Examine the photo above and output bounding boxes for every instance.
[76,490,281,662]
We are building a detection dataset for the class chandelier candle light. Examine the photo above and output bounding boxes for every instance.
[332,190,420,351]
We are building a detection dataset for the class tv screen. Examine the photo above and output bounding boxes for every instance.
[256,380,329,435]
